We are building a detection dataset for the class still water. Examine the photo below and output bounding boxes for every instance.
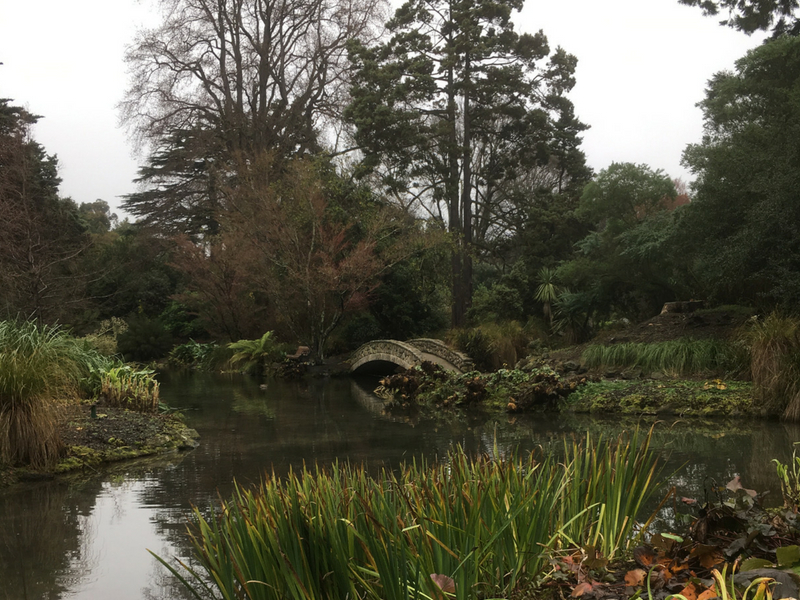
[1,372,798,600]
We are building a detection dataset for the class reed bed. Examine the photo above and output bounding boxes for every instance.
[581,338,739,376]
[156,430,661,600]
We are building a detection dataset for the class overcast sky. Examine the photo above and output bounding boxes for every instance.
[0,0,764,216]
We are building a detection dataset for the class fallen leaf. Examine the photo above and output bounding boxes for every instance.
[697,588,717,600]
[572,582,594,597]
[634,546,657,567]
[430,574,455,594]
[679,582,700,600]
[681,497,698,505]
[624,569,647,587]
[726,475,757,498]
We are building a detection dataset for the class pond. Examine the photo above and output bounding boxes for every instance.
[0,372,797,600]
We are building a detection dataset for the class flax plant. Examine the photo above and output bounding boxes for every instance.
[558,428,660,560]
[156,432,661,600]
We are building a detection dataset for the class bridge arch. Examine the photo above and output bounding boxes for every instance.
[349,339,473,375]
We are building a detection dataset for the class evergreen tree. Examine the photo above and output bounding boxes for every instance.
[346,0,585,326]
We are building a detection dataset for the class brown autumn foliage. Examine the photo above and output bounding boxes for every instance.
[172,153,425,358]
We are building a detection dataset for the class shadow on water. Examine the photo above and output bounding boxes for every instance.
[1,371,799,599]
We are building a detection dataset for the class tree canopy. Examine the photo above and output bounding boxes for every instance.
[347,0,586,326]
[679,0,800,35]
[680,35,800,306]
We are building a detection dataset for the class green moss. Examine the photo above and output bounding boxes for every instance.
[565,379,757,416]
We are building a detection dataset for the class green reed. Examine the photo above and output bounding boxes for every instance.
[582,338,739,376]
[156,430,661,600]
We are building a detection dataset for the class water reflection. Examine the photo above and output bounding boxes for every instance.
[0,371,798,599]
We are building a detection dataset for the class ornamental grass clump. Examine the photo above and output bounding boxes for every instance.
[0,320,88,468]
[157,430,661,600]
[743,313,800,420]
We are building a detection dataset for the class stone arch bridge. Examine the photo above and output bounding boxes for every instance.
[350,338,473,375]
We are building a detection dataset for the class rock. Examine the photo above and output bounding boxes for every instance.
[660,300,705,314]
[649,371,666,380]
[621,368,642,380]
[563,360,580,372]
[735,569,800,600]
[177,428,200,450]
[145,434,171,447]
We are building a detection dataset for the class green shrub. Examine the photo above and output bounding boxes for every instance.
[81,317,128,356]
[450,322,529,371]
[168,340,220,370]
[228,332,282,375]
[99,366,160,413]
[117,316,173,362]
[156,432,660,600]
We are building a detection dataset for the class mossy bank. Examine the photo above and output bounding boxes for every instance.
[1,405,199,487]
[562,378,759,417]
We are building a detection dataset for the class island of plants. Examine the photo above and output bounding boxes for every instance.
[0,320,198,486]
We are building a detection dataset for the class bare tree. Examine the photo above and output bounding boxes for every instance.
[121,0,386,156]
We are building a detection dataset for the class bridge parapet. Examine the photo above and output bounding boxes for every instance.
[407,338,474,372]
[349,339,424,373]
[349,338,472,374]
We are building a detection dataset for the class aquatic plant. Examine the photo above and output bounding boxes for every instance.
[99,366,160,413]
[156,431,661,600]
[581,338,739,376]
[0,320,90,467]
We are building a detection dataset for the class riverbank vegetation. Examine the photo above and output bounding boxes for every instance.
[158,432,660,600]
[0,319,194,479]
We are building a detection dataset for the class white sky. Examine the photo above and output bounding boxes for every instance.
[0,0,764,215]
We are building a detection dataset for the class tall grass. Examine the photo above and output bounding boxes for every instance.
[743,313,800,420]
[0,321,94,468]
[581,338,740,376]
[156,430,661,600]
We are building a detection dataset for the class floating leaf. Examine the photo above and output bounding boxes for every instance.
[726,475,757,498]
[776,545,800,567]
[430,574,455,594]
